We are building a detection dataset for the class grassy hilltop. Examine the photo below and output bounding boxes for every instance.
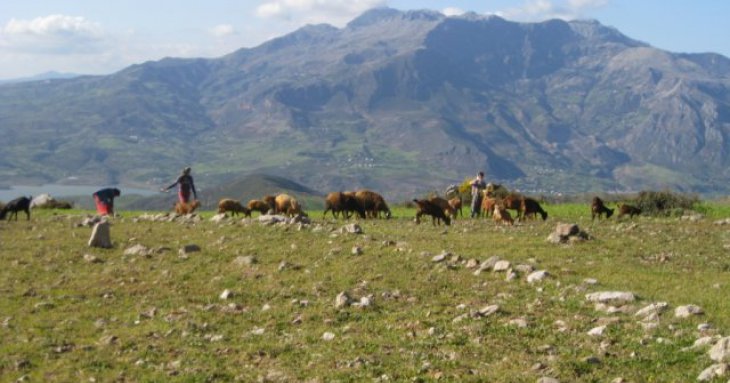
[2,203,730,382]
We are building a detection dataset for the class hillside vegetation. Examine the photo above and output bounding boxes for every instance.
[2,203,730,381]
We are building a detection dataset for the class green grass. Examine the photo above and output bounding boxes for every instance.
[1,203,730,381]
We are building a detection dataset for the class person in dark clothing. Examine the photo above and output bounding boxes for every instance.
[161,167,197,203]
[469,171,487,218]
[93,188,121,216]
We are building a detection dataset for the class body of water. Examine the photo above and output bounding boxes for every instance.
[0,184,158,202]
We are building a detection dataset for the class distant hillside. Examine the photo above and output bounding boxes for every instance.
[1,8,730,197]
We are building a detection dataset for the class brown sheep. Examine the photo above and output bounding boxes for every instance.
[521,197,548,221]
[617,203,641,219]
[448,196,463,217]
[591,196,614,220]
[354,190,391,219]
[481,196,497,218]
[218,198,251,217]
[493,205,514,226]
[175,200,200,215]
[274,194,303,217]
[247,199,271,215]
[413,198,451,226]
[323,191,365,219]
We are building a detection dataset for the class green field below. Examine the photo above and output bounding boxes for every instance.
[1,202,730,382]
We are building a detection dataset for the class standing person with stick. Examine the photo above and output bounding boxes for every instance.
[470,171,487,218]
[161,167,197,204]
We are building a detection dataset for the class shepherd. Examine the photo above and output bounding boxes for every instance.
[93,188,121,216]
[469,171,487,218]
[161,167,198,203]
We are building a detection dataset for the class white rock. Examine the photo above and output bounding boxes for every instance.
[634,302,668,318]
[219,289,233,300]
[322,332,335,341]
[478,305,500,317]
[697,363,728,381]
[587,325,606,337]
[675,304,703,318]
[88,222,112,248]
[527,270,549,283]
[432,252,450,263]
[493,260,511,272]
[583,278,598,285]
[359,296,372,308]
[585,291,635,304]
[340,223,362,234]
[351,246,363,256]
[83,254,103,263]
[709,337,730,362]
[335,291,351,308]
[537,377,560,383]
[210,213,228,223]
[124,244,151,257]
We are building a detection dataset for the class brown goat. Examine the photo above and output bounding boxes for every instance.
[617,203,641,219]
[218,198,251,217]
[429,196,456,219]
[324,191,365,219]
[481,196,497,218]
[591,197,614,220]
[521,197,548,221]
[263,195,276,213]
[175,200,200,215]
[493,205,514,226]
[502,194,524,220]
[448,196,463,218]
[413,198,451,226]
[247,199,271,215]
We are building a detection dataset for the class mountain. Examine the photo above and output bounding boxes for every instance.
[1,8,730,198]
[0,71,82,84]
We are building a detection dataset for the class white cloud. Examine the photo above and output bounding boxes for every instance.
[255,0,386,25]
[442,7,465,17]
[211,24,236,38]
[1,14,106,54]
[497,0,610,22]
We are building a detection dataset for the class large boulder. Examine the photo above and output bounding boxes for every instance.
[88,221,112,248]
[547,223,590,244]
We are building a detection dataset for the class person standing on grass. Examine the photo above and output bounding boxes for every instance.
[93,188,120,216]
[161,167,197,203]
[470,171,487,218]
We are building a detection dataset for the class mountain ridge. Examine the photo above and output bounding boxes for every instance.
[1,8,729,198]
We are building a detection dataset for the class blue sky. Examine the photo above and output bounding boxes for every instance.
[1,0,728,80]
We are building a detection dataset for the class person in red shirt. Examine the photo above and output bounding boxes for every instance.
[161,167,197,203]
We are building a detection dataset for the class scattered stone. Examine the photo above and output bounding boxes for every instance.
[465,259,480,269]
[547,223,590,244]
[210,213,228,223]
[358,296,373,308]
[675,304,703,318]
[537,377,560,383]
[351,246,363,256]
[219,289,233,300]
[233,256,257,266]
[477,305,500,317]
[585,291,635,304]
[258,214,288,225]
[341,223,363,234]
[697,363,728,381]
[680,212,704,222]
[322,332,335,341]
[505,270,518,282]
[83,254,103,263]
[123,244,152,257]
[698,323,713,331]
[335,292,351,309]
[634,302,668,318]
[583,278,598,285]
[583,355,601,365]
[587,325,606,337]
[251,327,265,335]
[527,270,549,283]
[493,260,511,272]
[98,335,118,346]
[432,251,451,263]
[713,218,730,225]
[710,337,730,362]
[88,222,112,248]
